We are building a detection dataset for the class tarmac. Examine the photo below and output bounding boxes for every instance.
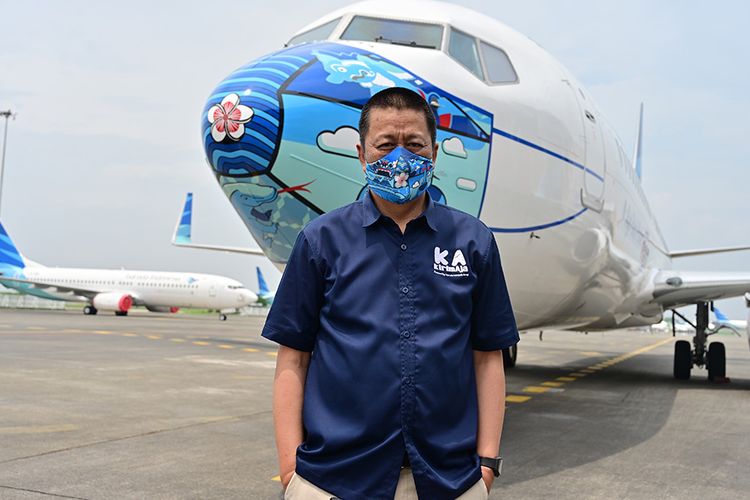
[0,309,748,499]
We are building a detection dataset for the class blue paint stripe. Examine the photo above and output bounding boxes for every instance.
[489,207,588,233]
[491,127,604,182]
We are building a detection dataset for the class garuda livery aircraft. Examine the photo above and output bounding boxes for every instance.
[0,222,257,320]
[188,0,750,380]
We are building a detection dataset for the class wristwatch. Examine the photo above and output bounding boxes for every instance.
[479,456,503,477]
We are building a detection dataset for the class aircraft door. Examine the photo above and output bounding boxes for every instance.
[577,94,606,211]
[209,285,216,297]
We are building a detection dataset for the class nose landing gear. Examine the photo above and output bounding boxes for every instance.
[672,302,726,381]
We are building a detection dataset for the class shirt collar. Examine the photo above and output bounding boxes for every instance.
[361,189,439,232]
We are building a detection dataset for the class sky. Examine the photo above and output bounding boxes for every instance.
[1,0,749,319]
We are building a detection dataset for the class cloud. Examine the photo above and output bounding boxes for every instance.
[441,136,467,158]
[316,126,360,158]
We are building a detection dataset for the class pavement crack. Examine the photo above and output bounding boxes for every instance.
[0,410,271,466]
[0,484,89,499]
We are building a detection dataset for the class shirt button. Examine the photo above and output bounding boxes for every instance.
[402,331,411,339]
[401,286,409,294]
[404,376,413,385]
[400,243,407,251]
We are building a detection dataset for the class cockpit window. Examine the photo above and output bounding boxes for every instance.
[479,41,518,84]
[448,28,484,80]
[340,16,443,49]
[287,17,341,46]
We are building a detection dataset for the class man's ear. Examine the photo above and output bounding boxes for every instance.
[356,143,367,173]
[432,141,439,163]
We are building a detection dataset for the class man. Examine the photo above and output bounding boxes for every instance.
[262,87,519,499]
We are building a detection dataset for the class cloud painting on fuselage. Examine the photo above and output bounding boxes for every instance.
[202,42,492,263]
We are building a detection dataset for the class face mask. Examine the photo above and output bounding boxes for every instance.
[364,146,434,204]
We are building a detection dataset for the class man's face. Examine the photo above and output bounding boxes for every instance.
[357,107,439,171]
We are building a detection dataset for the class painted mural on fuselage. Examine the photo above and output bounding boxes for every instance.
[202,42,493,263]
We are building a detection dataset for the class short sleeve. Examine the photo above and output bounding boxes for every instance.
[261,230,324,352]
[470,235,520,351]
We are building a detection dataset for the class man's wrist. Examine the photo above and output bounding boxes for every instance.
[479,456,503,477]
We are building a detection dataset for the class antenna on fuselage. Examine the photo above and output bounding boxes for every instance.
[633,103,644,180]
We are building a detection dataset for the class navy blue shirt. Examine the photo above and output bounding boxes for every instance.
[262,191,519,500]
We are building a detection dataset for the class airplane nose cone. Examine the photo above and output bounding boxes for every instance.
[202,43,493,265]
[239,290,257,305]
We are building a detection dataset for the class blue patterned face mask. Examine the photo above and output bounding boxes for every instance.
[364,146,434,204]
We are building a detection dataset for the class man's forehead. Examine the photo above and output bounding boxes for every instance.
[367,107,430,138]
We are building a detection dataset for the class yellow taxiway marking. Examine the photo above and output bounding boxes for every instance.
[146,335,162,340]
[541,381,564,388]
[243,348,259,353]
[581,369,597,373]
[170,338,186,343]
[25,326,47,331]
[93,330,113,335]
[556,376,576,382]
[522,386,550,394]
[122,333,138,337]
[272,475,281,482]
[192,341,210,346]
[0,424,78,435]
[506,395,532,403]
[266,352,278,357]
[218,344,235,350]
[580,351,602,356]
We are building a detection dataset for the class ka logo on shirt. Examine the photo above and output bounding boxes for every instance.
[433,246,470,277]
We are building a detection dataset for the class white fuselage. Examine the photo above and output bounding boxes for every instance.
[282,3,674,331]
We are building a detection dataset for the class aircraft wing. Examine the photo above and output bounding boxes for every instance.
[652,271,750,310]
[0,275,99,299]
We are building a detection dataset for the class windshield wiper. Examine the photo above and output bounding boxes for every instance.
[374,36,436,49]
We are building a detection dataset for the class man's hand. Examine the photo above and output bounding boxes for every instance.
[481,465,495,492]
[281,469,295,490]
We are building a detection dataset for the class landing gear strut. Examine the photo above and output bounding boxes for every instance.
[672,302,726,381]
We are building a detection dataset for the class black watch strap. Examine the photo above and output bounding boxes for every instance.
[479,456,502,477]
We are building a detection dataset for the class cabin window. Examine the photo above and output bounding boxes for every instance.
[479,41,517,83]
[287,17,341,46]
[448,28,484,80]
[341,16,443,49]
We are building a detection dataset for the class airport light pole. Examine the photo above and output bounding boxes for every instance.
[0,110,15,219]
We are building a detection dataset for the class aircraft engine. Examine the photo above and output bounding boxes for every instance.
[92,292,133,312]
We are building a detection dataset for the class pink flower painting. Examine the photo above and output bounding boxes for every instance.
[208,93,254,142]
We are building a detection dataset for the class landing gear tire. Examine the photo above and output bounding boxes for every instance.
[115,311,128,317]
[707,342,726,382]
[219,314,228,321]
[674,340,692,380]
[502,344,517,369]
[83,305,98,316]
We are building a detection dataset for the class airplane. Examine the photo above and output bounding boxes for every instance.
[190,0,750,381]
[0,221,257,320]
[710,306,747,336]
[170,193,277,305]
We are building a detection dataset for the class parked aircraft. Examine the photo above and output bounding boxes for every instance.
[193,1,750,380]
[0,221,256,320]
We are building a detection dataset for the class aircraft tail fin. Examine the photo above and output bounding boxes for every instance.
[257,266,270,296]
[0,221,25,271]
[633,102,644,180]
[173,193,193,244]
[713,306,730,322]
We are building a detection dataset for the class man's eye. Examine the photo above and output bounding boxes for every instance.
[377,143,395,149]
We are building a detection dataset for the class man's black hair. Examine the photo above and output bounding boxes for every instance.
[358,87,437,148]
